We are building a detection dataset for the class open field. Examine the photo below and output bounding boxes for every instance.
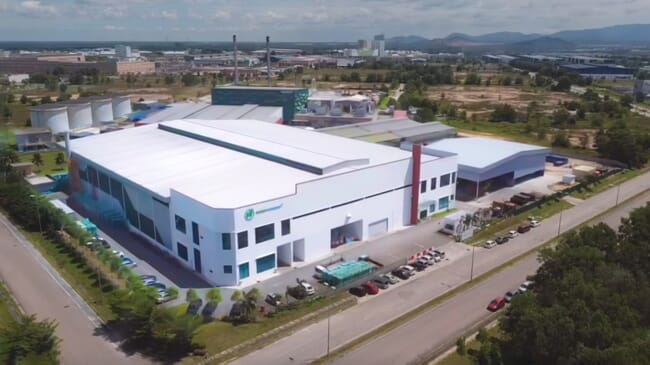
[426,85,578,113]
[18,150,67,175]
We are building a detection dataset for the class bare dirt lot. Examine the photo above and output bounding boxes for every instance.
[426,85,578,112]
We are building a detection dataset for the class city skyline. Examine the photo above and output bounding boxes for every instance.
[0,0,648,42]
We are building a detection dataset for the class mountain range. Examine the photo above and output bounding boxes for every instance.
[387,24,650,51]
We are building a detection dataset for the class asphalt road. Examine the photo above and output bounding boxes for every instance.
[231,171,650,365]
[330,190,650,365]
[0,214,150,365]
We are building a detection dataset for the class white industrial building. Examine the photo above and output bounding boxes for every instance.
[68,119,457,286]
[30,95,132,134]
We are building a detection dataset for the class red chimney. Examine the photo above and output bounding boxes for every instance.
[410,144,422,225]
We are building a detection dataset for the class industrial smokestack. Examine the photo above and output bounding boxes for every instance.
[266,36,271,87]
[64,131,71,159]
[233,34,239,85]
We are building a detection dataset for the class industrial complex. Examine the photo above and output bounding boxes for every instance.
[67,118,458,286]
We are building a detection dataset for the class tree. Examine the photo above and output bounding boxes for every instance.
[552,108,570,127]
[0,146,18,173]
[230,288,261,323]
[31,152,43,167]
[181,73,199,87]
[59,83,67,94]
[54,152,65,167]
[205,288,222,306]
[596,123,647,167]
[501,76,512,86]
[7,93,15,103]
[20,94,28,104]
[490,104,517,122]
[456,336,467,355]
[551,131,570,147]
[619,94,633,108]
[553,76,571,92]
[416,107,435,122]
[186,288,199,303]
[41,96,53,104]
[0,314,60,364]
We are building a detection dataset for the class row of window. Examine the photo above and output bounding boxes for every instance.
[420,172,456,194]
[419,194,455,219]
[223,254,276,277]
[175,214,291,250]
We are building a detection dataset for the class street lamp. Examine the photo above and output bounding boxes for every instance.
[615,184,621,206]
[470,245,476,281]
[556,209,563,239]
[30,194,42,234]
[327,303,331,356]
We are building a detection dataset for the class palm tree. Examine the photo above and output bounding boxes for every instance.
[54,152,65,168]
[31,152,43,167]
[230,288,261,322]
[205,288,222,307]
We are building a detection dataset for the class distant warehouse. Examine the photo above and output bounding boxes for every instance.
[423,137,550,200]
[559,64,635,80]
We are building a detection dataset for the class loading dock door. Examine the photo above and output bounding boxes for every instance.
[368,218,388,237]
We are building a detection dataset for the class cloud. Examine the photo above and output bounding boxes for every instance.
[104,25,125,31]
[16,0,59,17]
[147,10,177,20]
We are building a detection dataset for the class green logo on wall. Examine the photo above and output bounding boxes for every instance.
[244,208,255,221]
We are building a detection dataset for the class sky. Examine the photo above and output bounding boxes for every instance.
[0,0,648,42]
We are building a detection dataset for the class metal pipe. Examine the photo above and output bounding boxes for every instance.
[233,34,239,85]
[266,36,271,87]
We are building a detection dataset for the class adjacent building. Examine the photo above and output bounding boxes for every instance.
[212,86,309,122]
[68,119,458,286]
[559,64,635,80]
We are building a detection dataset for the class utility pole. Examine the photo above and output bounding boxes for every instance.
[327,303,331,356]
[615,184,621,206]
[557,209,563,239]
[470,245,475,281]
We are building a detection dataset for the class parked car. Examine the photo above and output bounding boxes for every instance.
[495,236,509,245]
[508,230,519,239]
[425,253,442,263]
[300,281,315,296]
[417,256,432,266]
[111,250,125,257]
[412,261,427,271]
[86,237,109,250]
[400,265,416,277]
[484,240,497,249]
[156,290,171,304]
[433,250,446,259]
[120,257,137,268]
[381,273,399,285]
[147,281,167,291]
[530,220,540,227]
[140,275,157,285]
[373,276,390,289]
[265,293,282,306]
[349,286,367,297]
[519,280,534,293]
[391,268,410,280]
[362,281,379,295]
[517,224,531,234]
[504,288,520,303]
[487,297,507,311]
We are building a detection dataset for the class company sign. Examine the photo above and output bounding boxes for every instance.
[244,204,283,221]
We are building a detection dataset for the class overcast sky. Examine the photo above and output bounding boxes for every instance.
[0,0,648,42]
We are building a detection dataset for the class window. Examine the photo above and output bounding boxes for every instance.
[192,222,200,245]
[429,202,436,213]
[419,210,428,219]
[98,172,110,193]
[452,172,457,184]
[175,215,186,233]
[430,177,437,190]
[237,231,248,249]
[451,194,455,200]
[224,265,233,274]
[420,180,427,193]
[177,242,188,261]
[440,174,451,187]
[256,254,276,273]
[238,262,250,279]
[281,219,291,236]
[222,233,232,250]
[439,196,450,210]
[255,223,275,244]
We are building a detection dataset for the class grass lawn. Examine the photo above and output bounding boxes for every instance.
[444,119,549,146]
[0,281,18,326]
[469,199,573,245]
[184,293,352,364]
[435,326,502,365]
[23,231,115,321]
[571,169,645,200]
[18,150,67,176]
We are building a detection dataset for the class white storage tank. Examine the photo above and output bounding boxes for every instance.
[65,100,92,130]
[91,97,114,124]
[30,105,69,134]
[111,95,132,119]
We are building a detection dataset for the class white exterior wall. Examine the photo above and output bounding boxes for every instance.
[112,97,132,118]
[168,154,457,286]
[67,104,93,130]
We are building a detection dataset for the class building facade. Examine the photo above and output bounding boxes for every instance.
[68,119,457,286]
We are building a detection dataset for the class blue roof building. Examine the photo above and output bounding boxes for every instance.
[424,137,550,199]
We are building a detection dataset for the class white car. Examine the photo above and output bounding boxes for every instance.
[300,282,315,295]
[508,230,519,239]
[484,240,497,249]
[519,280,534,293]
[530,220,540,227]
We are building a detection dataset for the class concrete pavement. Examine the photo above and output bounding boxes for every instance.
[331,190,650,365]
[229,171,650,365]
[0,213,150,365]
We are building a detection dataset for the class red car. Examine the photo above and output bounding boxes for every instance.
[487,297,506,311]
[362,281,379,295]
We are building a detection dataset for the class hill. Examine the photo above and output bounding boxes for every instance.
[550,24,650,45]
[507,36,575,52]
